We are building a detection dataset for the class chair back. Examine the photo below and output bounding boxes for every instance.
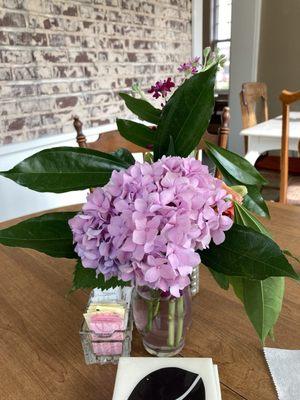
[197,106,230,179]
[74,106,230,180]
[279,89,300,204]
[73,116,148,154]
[240,82,268,153]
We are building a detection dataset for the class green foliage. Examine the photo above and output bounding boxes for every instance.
[116,119,158,149]
[154,62,218,159]
[205,145,270,217]
[234,202,271,238]
[205,142,267,186]
[119,93,161,124]
[208,269,230,290]
[0,212,76,258]
[111,148,135,165]
[0,147,132,193]
[72,260,130,291]
[231,201,285,342]
[242,277,285,343]
[200,224,299,281]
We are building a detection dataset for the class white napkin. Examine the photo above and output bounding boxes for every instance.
[263,347,300,400]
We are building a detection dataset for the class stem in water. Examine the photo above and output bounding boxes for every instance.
[167,299,176,347]
[175,296,184,347]
[146,300,153,332]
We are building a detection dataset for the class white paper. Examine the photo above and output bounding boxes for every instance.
[113,357,221,400]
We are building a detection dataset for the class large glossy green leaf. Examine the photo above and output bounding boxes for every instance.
[0,147,131,193]
[208,268,230,290]
[243,277,285,343]
[205,142,268,186]
[234,202,271,238]
[116,119,158,148]
[200,224,299,280]
[233,201,285,342]
[119,93,161,124]
[206,152,270,218]
[111,148,135,166]
[0,212,76,258]
[72,260,130,291]
[154,62,218,159]
[242,185,270,218]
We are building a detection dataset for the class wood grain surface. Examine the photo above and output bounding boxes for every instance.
[0,202,299,400]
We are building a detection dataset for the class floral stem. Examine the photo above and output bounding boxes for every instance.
[175,296,184,347]
[153,298,160,318]
[167,299,176,347]
[146,300,153,332]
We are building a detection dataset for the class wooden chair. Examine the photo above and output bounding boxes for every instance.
[73,106,230,180]
[240,82,269,153]
[73,116,148,154]
[279,90,300,205]
[197,106,230,179]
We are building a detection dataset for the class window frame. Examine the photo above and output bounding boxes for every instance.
[210,0,232,94]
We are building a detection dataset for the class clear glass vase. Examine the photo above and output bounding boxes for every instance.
[132,286,192,357]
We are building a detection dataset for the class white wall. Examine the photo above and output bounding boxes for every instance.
[229,0,262,154]
[257,0,300,118]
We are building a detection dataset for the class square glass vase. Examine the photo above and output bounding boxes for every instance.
[79,286,133,365]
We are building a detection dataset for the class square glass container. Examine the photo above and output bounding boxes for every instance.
[80,286,133,365]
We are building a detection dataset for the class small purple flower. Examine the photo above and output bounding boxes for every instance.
[148,77,175,99]
[178,56,201,76]
[69,157,234,297]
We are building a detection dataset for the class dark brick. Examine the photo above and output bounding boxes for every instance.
[9,32,47,46]
[8,117,25,131]
[62,5,78,16]
[0,12,26,27]
[0,31,9,44]
[56,96,78,109]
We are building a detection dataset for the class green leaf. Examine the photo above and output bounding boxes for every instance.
[200,224,299,281]
[234,202,271,238]
[205,142,268,186]
[230,208,284,343]
[242,185,270,218]
[111,147,135,165]
[230,185,248,197]
[143,152,154,164]
[228,276,244,302]
[116,119,158,149]
[243,277,285,343]
[72,260,130,291]
[0,212,76,258]
[208,268,230,290]
[154,62,218,159]
[119,93,161,124]
[0,147,131,193]
[166,135,176,156]
[206,152,270,218]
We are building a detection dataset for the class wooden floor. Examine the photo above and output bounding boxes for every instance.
[0,202,299,399]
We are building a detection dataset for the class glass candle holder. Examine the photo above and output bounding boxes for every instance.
[79,286,133,365]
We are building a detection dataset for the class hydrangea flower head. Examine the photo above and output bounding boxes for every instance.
[69,157,234,297]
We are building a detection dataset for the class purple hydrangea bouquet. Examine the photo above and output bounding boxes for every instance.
[0,48,298,356]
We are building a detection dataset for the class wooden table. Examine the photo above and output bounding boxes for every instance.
[240,112,300,165]
[0,202,299,400]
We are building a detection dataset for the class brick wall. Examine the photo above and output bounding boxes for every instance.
[0,0,192,146]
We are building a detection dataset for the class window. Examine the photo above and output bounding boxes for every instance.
[211,0,232,91]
